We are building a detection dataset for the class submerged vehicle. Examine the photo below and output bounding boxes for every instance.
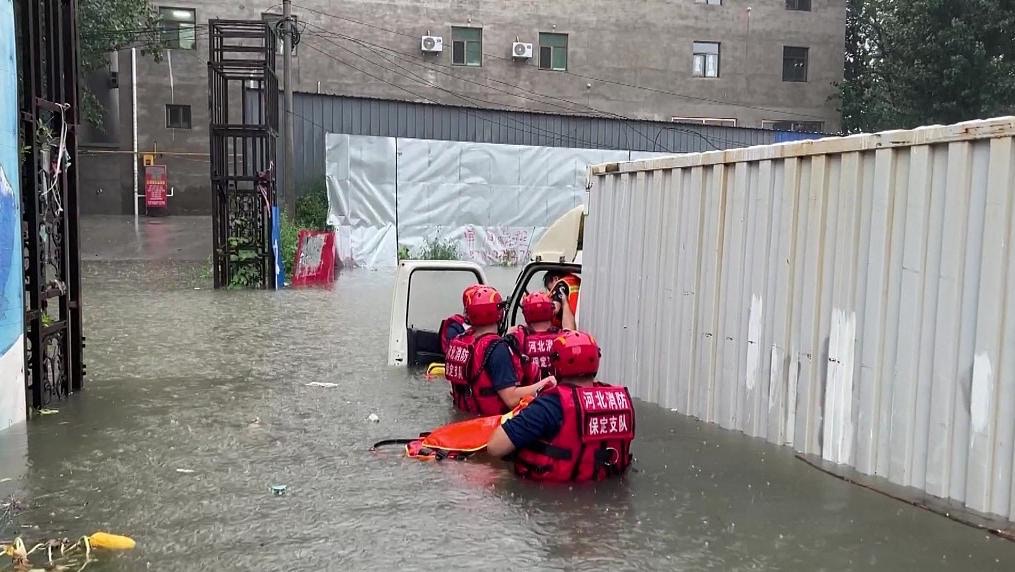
[388,206,584,367]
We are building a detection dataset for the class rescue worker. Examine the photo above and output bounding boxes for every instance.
[445,285,554,416]
[504,292,562,385]
[544,270,580,330]
[487,330,635,482]
[438,283,482,356]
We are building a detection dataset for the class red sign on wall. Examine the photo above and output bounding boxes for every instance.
[291,230,337,286]
[144,165,168,209]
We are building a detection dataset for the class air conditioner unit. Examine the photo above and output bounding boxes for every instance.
[421,35,443,53]
[512,42,533,59]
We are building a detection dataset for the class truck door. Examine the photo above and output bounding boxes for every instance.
[387,260,488,366]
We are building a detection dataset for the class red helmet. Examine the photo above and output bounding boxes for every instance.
[462,283,483,307]
[550,330,601,377]
[521,292,555,323]
[463,285,504,326]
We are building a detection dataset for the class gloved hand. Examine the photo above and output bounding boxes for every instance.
[551,281,570,305]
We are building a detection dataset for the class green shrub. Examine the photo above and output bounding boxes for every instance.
[416,231,460,260]
[295,178,329,230]
[279,212,299,282]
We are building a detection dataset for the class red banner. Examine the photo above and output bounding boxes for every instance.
[144,165,168,209]
[291,230,337,286]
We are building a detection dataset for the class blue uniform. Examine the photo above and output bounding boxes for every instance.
[501,393,564,448]
[444,321,466,344]
[485,341,519,392]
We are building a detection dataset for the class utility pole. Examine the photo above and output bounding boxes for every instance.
[281,0,296,217]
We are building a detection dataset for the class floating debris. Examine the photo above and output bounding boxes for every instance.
[175,469,196,474]
[367,413,380,423]
[305,382,339,388]
[271,485,287,496]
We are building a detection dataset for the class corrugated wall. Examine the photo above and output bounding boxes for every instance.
[245,91,813,192]
[583,117,1015,521]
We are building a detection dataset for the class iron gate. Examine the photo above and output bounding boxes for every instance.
[16,0,85,408]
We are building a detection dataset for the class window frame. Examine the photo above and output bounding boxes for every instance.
[158,6,197,50]
[538,32,568,71]
[165,104,192,129]
[761,120,824,132]
[692,41,720,78]
[672,117,737,127]
[785,0,812,11]
[782,46,809,82]
[451,26,483,67]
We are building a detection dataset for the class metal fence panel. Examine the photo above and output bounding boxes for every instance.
[586,117,1015,521]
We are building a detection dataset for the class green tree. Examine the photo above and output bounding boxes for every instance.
[838,0,1015,133]
[77,0,164,125]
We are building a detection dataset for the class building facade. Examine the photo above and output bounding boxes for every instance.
[80,0,846,214]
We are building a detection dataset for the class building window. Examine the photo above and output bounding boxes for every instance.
[786,0,811,10]
[158,7,196,50]
[538,33,568,71]
[782,46,809,82]
[262,13,298,56]
[672,117,737,127]
[452,27,482,66]
[695,0,722,4]
[692,42,720,78]
[762,120,824,132]
[166,104,192,129]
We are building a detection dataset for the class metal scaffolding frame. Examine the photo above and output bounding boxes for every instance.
[208,20,279,289]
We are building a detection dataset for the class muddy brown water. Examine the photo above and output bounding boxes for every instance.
[1,261,1014,571]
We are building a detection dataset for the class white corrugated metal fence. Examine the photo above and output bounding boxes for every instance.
[584,117,1015,521]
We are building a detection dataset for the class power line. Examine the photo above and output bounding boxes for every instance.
[301,35,618,150]
[302,24,755,151]
[290,2,829,122]
[300,40,611,150]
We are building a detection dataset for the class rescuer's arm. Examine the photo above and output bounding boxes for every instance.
[488,394,563,457]
[487,343,555,408]
[497,377,555,408]
[560,295,576,330]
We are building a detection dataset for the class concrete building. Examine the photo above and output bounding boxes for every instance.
[80,0,846,214]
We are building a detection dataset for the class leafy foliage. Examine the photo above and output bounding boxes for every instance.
[838,0,1015,132]
[294,178,329,230]
[415,230,460,261]
[279,213,299,282]
[77,0,165,125]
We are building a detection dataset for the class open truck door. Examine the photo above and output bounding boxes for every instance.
[500,205,585,330]
[388,260,488,366]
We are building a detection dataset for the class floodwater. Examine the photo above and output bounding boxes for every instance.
[3,254,1015,570]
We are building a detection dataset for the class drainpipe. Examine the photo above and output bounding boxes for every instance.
[131,47,139,224]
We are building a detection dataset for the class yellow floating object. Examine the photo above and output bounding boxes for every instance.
[88,532,136,550]
[425,363,446,379]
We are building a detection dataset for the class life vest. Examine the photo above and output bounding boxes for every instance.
[505,325,561,385]
[550,275,581,328]
[439,313,468,355]
[444,332,522,416]
[513,382,635,482]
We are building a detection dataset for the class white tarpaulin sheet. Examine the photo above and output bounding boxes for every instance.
[326,133,657,267]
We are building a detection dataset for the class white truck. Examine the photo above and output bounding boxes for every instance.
[387,206,584,366]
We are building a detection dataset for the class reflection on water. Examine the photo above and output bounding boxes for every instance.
[0,261,1012,571]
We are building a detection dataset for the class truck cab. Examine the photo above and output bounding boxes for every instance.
[387,206,584,367]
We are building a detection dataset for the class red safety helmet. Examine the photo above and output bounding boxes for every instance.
[462,283,483,307]
[550,330,601,377]
[463,285,505,326]
[521,292,555,323]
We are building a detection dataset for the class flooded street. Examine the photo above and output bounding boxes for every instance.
[2,218,1015,571]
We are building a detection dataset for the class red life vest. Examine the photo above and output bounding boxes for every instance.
[505,325,561,385]
[439,314,468,355]
[513,382,635,482]
[444,332,522,416]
